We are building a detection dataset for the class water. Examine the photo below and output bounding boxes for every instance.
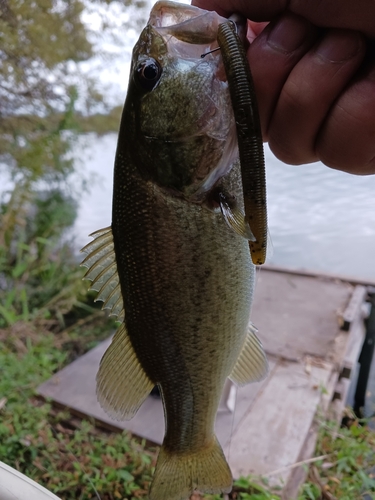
[73,137,375,282]
[75,0,375,279]
[266,148,375,281]
[72,134,116,245]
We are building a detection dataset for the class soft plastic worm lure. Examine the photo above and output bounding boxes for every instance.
[217,20,267,265]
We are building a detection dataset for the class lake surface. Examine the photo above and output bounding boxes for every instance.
[74,0,375,282]
[73,135,375,282]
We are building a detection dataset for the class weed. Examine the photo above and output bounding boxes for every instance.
[0,330,157,500]
[298,417,375,500]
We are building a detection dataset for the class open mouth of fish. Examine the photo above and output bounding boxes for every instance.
[143,1,240,198]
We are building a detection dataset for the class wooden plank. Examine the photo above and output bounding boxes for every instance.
[329,379,352,423]
[228,360,333,488]
[340,319,365,379]
[37,337,165,444]
[333,377,351,403]
[282,423,319,500]
[339,285,367,331]
[283,366,339,499]
[251,269,352,361]
[320,365,342,414]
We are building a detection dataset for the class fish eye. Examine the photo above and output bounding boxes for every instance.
[135,58,162,91]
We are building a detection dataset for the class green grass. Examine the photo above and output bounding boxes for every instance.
[299,417,375,500]
[0,329,156,500]
[1,322,375,500]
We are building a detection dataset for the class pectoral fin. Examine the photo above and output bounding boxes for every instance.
[218,191,255,241]
[96,323,154,420]
[229,324,268,386]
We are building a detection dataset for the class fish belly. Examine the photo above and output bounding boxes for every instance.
[147,192,254,453]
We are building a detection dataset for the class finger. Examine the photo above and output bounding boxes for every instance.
[317,60,375,174]
[268,29,366,164]
[247,21,268,40]
[192,0,375,38]
[246,14,319,141]
[291,0,375,39]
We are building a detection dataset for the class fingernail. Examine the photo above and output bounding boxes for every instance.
[316,30,362,62]
[267,15,310,54]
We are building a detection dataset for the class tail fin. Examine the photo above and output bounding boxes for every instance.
[149,437,232,500]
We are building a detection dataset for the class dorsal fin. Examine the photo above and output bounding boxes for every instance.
[80,226,124,322]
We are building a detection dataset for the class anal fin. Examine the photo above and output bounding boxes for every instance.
[229,323,268,386]
[96,323,154,420]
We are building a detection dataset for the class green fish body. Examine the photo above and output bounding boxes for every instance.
[81,3,268,499]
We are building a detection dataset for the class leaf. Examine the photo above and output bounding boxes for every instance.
[117,470,135,482]
[0,303,17,326]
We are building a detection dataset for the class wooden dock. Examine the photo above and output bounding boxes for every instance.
[37,267,368,498]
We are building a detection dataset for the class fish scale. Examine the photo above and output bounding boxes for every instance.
[81,2,268,500]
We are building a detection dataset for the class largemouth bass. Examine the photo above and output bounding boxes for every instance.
[81,2,268,499]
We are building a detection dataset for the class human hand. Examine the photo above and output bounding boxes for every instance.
[193,0,375,174]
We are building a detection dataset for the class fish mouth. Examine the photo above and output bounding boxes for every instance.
[148,2,230,69]
[139,1,239,200]
[150,1,227,45]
